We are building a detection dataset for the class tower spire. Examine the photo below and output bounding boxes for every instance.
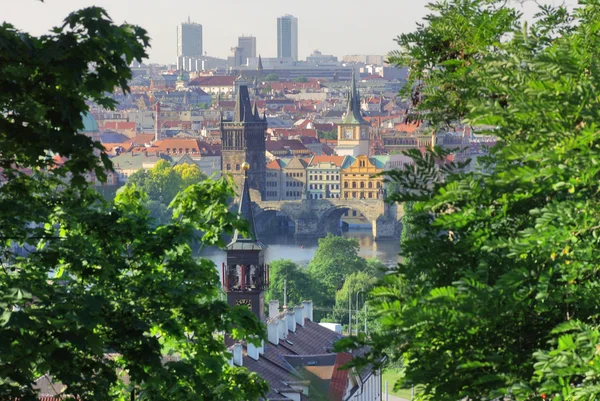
[341,70,368,125]
[257,54,264,75]
[227,162,264,247]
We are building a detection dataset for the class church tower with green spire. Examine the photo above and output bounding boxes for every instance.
[221,162,268,323]
[336,70,371,156]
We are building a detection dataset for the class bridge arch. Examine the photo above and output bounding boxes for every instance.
[253,206,295,236]
[318,204,373,236]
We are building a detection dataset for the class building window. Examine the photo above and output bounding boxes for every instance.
[344,182,348,188]
[368,182,373,189]
[227,164,231,170]
[352,182,357,189]
[360,182,365,189]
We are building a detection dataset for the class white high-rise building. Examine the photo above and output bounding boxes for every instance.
[177,18,203,58]
[277,15,298,61]
[237,35,257,66]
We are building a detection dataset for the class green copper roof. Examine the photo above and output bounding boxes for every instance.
[341,70,369,125]
[80,112,98,132]
[369,156,389,169]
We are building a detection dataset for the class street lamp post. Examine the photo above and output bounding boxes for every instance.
[355,290,364,336]
[348,287,352,336]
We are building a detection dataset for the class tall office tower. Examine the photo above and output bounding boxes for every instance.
[237,35,257,66]
[277,14,298,61]
[177,18,203,58]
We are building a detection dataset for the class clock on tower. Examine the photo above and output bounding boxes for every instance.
[235,299,252,309]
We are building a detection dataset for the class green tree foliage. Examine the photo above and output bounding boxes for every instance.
[317,130,337,140]
[332,271,378,329]
[294,76,308,83]
[265,259,315,308]
[263,73,279,82]
[307,234,367,294]
[0,7,267,401]
[338,1,600,401]
[128,161,207,224]
[388,0,519,127]
[306,235,381,321]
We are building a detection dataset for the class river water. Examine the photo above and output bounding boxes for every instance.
[201,228,401,268]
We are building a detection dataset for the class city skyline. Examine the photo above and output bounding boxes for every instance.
[2,0,549,65]
[1,0,429,64]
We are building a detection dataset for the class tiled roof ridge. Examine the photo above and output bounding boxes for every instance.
[260,348,298,371]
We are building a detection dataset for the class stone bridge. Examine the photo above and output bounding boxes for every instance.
[252,198,404,240]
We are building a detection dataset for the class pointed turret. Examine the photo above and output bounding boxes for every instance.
[253,100,259,119]
[233,85,257,122]
[257,54,264,75]
[341,70,368,125]
[226,162,265,250]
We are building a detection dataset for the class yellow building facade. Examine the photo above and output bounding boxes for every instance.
[340,155,385,199]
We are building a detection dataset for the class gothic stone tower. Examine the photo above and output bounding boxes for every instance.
[336,70,370,156]
[221,85,267,198]
[221,163,268,323]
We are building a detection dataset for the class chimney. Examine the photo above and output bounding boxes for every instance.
[269,300,280,319]
[294,305,305,327]
[154,102,161,142]
[302,300,313,322]
[247,340,259,361]
[286,309,296,333]
[278,316,287,340]
[267,318,279,345]
[232,343,243,366]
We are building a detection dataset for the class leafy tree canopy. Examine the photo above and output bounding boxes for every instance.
[127,161,207,224]
[339,1,600,401]
[318,130,337,140]
[307,234,367,295]
[265,259,315,308]
[332,271,378,328]
[0,7,266,401]
[263,73,279,82]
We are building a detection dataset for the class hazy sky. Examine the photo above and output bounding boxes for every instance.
[2,0,550,64]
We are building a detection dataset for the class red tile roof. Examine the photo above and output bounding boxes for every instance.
[99,121,136,131]
[130,138,219,156]
[394,121,422,133]
[272,128,317,139]
[266,159,283,169]
[124,133,155,146]
[328,353,353,401]
[268,82,322,91]
[190,76,236,86]
[308,155,345,168]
